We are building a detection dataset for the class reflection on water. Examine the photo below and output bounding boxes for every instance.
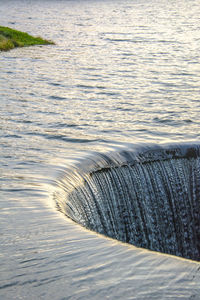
[1,0,200,298]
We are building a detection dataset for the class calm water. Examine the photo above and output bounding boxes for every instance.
[1,0,200,299]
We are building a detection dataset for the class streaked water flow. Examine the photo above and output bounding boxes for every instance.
[55,143,200,261]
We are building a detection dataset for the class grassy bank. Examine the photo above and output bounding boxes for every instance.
[0,26,54,51]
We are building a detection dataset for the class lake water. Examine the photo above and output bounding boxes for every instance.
[1,0,200,299]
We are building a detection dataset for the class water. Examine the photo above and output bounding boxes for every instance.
[1,0,200,299]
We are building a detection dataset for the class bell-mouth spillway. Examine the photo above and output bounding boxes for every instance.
[55,143,200,261]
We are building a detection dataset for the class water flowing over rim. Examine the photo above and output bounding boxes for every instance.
[60,141,200,174]
[55,141,200,261]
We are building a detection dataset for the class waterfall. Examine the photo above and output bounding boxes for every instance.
[55,143,200,261]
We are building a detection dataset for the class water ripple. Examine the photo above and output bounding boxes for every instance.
[1,0,200,298]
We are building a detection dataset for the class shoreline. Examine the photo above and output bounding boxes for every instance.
[0,26,54,51]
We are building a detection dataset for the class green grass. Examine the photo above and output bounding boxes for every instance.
[0,26,54,51]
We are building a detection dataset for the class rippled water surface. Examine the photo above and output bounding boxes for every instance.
[1,0,200,299]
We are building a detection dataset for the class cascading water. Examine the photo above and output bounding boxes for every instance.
[55,143,200,261]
